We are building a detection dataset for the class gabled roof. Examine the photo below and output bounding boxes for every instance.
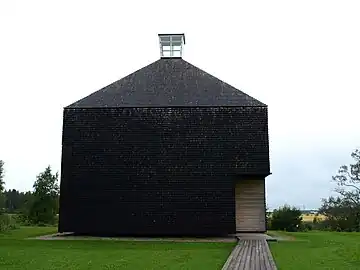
[66,58,266,108]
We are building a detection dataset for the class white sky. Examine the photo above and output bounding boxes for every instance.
[0,0,359,210]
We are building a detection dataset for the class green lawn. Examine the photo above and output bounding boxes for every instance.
[269,231,360,270]
[0,227,234,270]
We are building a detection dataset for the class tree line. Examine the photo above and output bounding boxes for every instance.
[2,190,34,214]
[0,162,59,231]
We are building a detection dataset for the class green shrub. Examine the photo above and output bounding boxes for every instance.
[15,212,56,227]
[0,213,18,232]
[312,219,331,231]
[270,205,303,231]
[300,221,313,231]
[15,213,32,226]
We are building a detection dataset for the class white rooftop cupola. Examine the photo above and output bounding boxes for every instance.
[158,33,185,58]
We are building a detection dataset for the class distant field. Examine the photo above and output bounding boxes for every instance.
[269,231,360,269]
[268,213,326,222]
[301,213,325,222]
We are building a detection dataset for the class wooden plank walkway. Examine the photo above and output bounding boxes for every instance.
[221,239,277,270]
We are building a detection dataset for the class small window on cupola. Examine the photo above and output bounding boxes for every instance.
[158,34,185,58]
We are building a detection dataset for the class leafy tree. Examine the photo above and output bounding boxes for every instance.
[319,196,360,231]
[28,166,59,224]
[319,148,360,231]
[265,205,272,230]
[0,160,5,212]
[0,160,4,193]
[333,148,360,200]
[270,205,302,231]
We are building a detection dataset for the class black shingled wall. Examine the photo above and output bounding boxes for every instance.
[59,106,269,236]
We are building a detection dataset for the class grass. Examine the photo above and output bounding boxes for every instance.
[5,226,360,269]
[0,226,58,239]
[0,227,234,270]
[269,231,360,270]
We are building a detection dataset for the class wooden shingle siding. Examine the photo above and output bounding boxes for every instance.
[59,107,269,236]
[235,179,266,232]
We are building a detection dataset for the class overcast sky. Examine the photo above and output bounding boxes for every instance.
[1,0,359,210]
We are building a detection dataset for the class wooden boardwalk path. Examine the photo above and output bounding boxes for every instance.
[221,239,277,270]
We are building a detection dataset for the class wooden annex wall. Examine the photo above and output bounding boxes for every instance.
[235,179,266,232]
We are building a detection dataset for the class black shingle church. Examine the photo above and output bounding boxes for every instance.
[58,34,270,236]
